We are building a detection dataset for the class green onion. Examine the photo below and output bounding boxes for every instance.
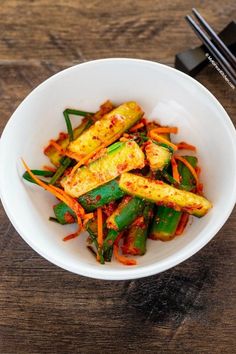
[49,157,71,185]
[49,216,60,223]
[23,169,54,185]
[64,108,94,116]
[63,110,74,141]
[107,141,124,153]
[63,108,95,142]
[161,171,194,191]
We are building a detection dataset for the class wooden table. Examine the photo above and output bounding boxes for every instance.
[0,1,235,353]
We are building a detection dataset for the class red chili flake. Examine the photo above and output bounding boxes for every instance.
[64,212,76,224]
[154,180,164,185]
[117,162,128,173]
[102,201,117,217]
[59,132,68,140]
[96,195,101,201]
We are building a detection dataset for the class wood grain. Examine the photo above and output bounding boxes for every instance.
[0,1,235,353]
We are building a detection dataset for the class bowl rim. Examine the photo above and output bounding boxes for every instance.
[1,57,236,280]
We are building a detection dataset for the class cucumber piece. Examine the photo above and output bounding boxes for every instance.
[106,196,145,231]
[44,117,94,166]
[102,229,119,258]
[122,202,154,255]
[119,172,212,217]
[53,202,76,224]
[78,179,125,212]
[150,206,182,241]
[61,141,145,198]
[68,102,144,158]
[150,156,198,240]
[145,141,172,171]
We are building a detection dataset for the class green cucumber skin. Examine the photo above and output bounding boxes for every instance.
[102,229,119,255]
[62,140,145,198]
[78,179,125,212]
[107,196,145,231]
[178,156,198,186]
[53,202,76,225]
[149,206,182,241]
[123,203,153,255]
[150,156,198,240]
[102,197,145,259]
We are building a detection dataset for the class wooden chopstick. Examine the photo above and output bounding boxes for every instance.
[185,15,236,86]
[192,8,236,70]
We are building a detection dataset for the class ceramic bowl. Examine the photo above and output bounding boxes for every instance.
[1,58,236,280]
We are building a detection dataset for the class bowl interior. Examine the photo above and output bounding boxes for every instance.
[1,59,236,280]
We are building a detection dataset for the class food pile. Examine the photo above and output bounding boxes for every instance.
[23,101,212,265]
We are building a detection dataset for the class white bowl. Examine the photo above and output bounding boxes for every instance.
[0,58,236,280]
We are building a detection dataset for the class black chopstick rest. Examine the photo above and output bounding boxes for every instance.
[175,21,236,76]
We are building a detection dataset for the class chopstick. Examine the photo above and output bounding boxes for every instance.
[192,8,236,70]
[185,11,236,86]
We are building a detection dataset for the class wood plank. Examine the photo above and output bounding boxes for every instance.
[0,1,235,353]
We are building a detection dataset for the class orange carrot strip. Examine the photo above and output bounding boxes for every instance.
[64,150,82,160]
[154,127,178,134]
[47,140,81,161]
[177,141,196,151]
[49,185,85,217]
[171,157,180,183]
[97,208,103,247]
[21,159,85,218]
[195,166,201,176]
[196,183,203,195]
[96,208,103,261]
[175,213,189,236]
[149,130,178,151]
[22,159,84,242]
[174,155,199,186]
[129,122,145,132]
[83,213,94,221]
[49,140,65,154]
[113,244,137,266]
[63,223,83,241]
[43,165,57,173]
[70,131,123,176]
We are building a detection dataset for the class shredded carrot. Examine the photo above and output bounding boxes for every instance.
[175,213,189,236]
[154,127,178,134]
[174,155,199,186]
[177,141,196,151]
[119,137,129,142]
[113,244,137,266]
[64,150,82,160]
[83,213,94,221]
[129,122,145,132]
[21,159,85,219]
[196,183,203,195]
[195,166,201,176]
[171,157,180,183]
[49,140,65,154]
[50,185,85,217]
[149,130,178,151]
[63,223,82,241]
[97,208,103,246]
[70,131,123,176]
[43,165,57,173]
[47,140,81,160]
[22,159,85,241]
